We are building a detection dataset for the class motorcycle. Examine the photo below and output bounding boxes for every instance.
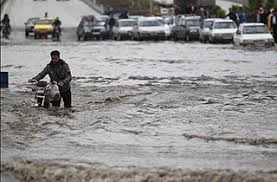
[28,80,60,107]
[52,25,61,41]
[1,23,11,39]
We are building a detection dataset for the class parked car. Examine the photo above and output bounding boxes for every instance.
[171,15,202,41]
[233,23,275,47]
[24,17,40,37]
[76,17,107,41]
[34,17,55,39]
[208,19,237,43]
[112,19,137,40]
[95,15,109,26]
[147,16,172,39]
[199,18,220,43]
[131,17,166,41]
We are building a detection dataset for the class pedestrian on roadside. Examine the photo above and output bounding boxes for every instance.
[108,15,115,39]
[197,7,207,20]
[237,7,247,25]
[267,8,274,32]
[187,3,196,15]
[1,14,10,26]
[225,8,238,24]
[1,14,11,35]
[29,50,72,108]
[272,10,277,43]
[256,7,267,24]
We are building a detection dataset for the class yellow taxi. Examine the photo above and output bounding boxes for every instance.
[34,17,55,39]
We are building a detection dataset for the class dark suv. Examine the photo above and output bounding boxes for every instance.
[171,16,202,41]
[76,17,107,41]
[24,17,40,37]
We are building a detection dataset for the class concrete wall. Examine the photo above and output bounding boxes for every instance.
[1,0,8,12]
[80,0,104,14]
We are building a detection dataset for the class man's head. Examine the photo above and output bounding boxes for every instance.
[50,50,60,64]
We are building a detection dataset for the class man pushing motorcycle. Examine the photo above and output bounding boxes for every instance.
[1,14,12,39]
[52,17,62,40]
[29,50,72,108]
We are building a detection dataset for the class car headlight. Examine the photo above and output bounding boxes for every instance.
[189,29,198,33]
[213,33,222,37]
[266,39,274,43]
[242,40,252,44]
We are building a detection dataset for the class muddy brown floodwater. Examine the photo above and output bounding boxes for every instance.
[1,29,277,181]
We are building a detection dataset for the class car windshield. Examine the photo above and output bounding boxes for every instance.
[139,20,161,27]
[36,19,54,25]
[83,20,102,26]
[186,20,201,27]
[214,22,236,29]
[83,21,93,26]
[204,21,213,28]
[243,25,269,34]
[119,21,137,27]
[28,18,39,23]
[96,16,108,22]
[164,17,174,24]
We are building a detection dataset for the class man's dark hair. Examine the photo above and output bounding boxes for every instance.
[50,50,60,57]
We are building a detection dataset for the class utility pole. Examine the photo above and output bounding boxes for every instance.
[150,0,153,15]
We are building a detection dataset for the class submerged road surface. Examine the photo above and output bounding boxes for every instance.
[1,28,277,181]
[1,1,277,181]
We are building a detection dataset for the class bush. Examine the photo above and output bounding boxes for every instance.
[209,5,226,18]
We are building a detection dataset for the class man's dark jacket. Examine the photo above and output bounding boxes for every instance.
[33,59,72,93]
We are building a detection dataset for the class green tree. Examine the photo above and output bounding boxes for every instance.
[243,0,263,12]
[128,0,151,9]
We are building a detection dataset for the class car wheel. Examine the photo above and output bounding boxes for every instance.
[130,34,135,41]
[186,34,190,41]
[173,33,178,41]
[117,34,121,41]
[199,36,203,43]
[82,35,87,41]
[111,34,116,40]
[138,33,142,41]
[209,36,214,44]
[203,37,207,43]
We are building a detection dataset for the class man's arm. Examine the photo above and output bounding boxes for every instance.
[32,65,48,81]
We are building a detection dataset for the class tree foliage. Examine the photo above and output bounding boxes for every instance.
[128,0,151,9]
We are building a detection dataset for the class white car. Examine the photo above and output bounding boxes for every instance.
[147,16,172,39]
[199,18,220,43]
[208,19,237,43]
[233,23,275,47]
[112,19,137,40]
[131,17,166,40]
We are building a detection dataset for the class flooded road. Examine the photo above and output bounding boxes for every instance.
[1,29,277,181]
